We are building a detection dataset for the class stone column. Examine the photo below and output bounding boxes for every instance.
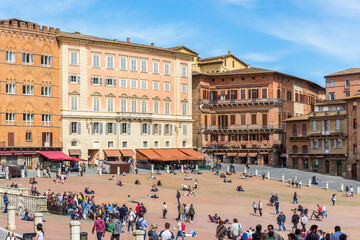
[266,171,270,179]
[166,165,170,173]
[195,164,199,171]
[181,165,184,172]
[58,167,61,174]
[244,167,247,174]
[21,169,25,178]
[37,168,40,178]
[308,179,311,187]
[132,230,145,240]
[5,171,9,180]
[117,166,120,175]
[325,182,329,190]
[226,165,230,172]
[357,186,360,194]
[7,206,16,231]
[255,169,258,176]
[340,184,344,192]
[34,213,43,233]
[98,168,102,175]
[281,174,285,182]
[69,221,81,240]
[151,165,154,174]
[78,167,81,176]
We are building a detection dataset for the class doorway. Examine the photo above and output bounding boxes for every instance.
[292,158,298,169]
[25,156,33,169]
[352,163,357,180]
[325,160,330,174]
[336,161,342,177]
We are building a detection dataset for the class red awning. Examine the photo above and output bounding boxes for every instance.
[40,151,74,161]
[0,151,37,156]
[71,158,87,162]
[120,149,136,157]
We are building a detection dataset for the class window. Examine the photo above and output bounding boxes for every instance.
[108,141,114,148]
[182,141,186,147]
[182,103,187,116]
[130,58,137,71]
[141,80,148,89]
[41,55,51,67]
[353,118,357,129]
[6,112,15,125]
[22,53,34,65]
[120,79,127,88]
[131,99,137,112]
[41,85,51,96]
[181,84,187,93]
[328,92,336,100]
[164,102,170,115]
[354,144,357,154]
[261,88,268,99]
[70,122,81,134]
[141,100,148,113]
[130,79,138,89]
[345,78,350,89]
[153,61,159,74]
[121,122,131,134]
[141,123,150,134]
[70,52,78,65]
[6,51,16,63]
[105,78,116,86]
[183,124,187,135]
[70,96,78,110]
[329,79,335,87]
[23,113,34,125]
[120,99,127,112]
[91,77,102,85]
[312,121,317,131]
[153,101,159,114]
[311,139,319,149]
[69,75,80,84]
[164,124,173,135]
[106,55,114,69]
[92,54,100,67]
[153,124,160,135]
[6,83,15,94]
[165,141,170,147]
[334,139,343,149]
[240,115,246,125]
[164,82,170,91]
[181,65,187,77]
[335,119,341,130]
[249,89,259,99]
[106,98,114,112]
[122,141,128,148]
[345,91,350,97]
[153,81,159,90]
[92,122,103,134]
[42,114,51,126]
[71,141,78,147]
[92,97,100,111]
[143,141,148,148]
[26,132,32,142]
[106,123,116,134]
[251,114,257,125]
[120,56,127,70]
[164,62,170,75]
[141,59,147,72]
[154,141,159,147]
[23,83,34,95]
[240,89,246,99]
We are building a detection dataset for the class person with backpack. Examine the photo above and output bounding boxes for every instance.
[216,220,227,240]
[159,222,175,240]
[175,218,185,240]
[136,213,148,240]
[230,218,242,240]
[176,190,181,204]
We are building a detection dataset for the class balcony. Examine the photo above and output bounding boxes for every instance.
[200,98,284,108]
[203,143,283,152]
[202,124,284,133]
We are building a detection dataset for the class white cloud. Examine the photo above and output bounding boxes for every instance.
[241,53,277,62]
[313,0,360,17]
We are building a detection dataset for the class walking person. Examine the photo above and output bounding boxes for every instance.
[136,213,148,240]
[159,222,175,240]
[299,180,302,189]
[176,190,181,204]
[189,204,195,223]
[175,218,185,240]
[258,200,263,217]
[230,218,242,240]
[110,214,121,240]
[162,202,167,219]
[332,194,336,206]
[215,220,227,240]
[92,215,106,240]
[277,212,286,231]
[275,200,280,215]
[291,211,299,229]
[128,207,136,233]
[3,192,9,214]
[293,192,298,204]
[195,179,198,189]
[179,204,185,221]
[252,201,257,216]
[300,212,307,231]
[34,223,44,240]
[350,186,354,197]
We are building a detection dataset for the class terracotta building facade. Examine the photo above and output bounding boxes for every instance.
[0,19,61,168]
[58,33,195,164]
[325,68,360,100]
[193,67,325,165]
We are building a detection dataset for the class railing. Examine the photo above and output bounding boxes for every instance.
[0,186,29,196]
[0,192,47,212]
[202,124,284,130]
[203,144,278,150]
[201,98,284,105]
[47,201,67,215]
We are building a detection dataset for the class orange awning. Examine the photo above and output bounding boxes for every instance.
[214,152,225,155]
[179,148,207,159]
[104,150,121,157]
[227,153,238,157]
[120,149,136,157]
[248,152,258,157]
[238,153,248,157]
[152,149,194,161]
[69,149,82,156]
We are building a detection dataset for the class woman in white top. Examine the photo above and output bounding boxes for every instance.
[34,223,44,240]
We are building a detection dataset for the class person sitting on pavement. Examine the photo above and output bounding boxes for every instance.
[151,184,158,192]
[236,186,245,192]
[85,187,95,194]
[135,179,141,185]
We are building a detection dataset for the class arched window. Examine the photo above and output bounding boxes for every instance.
[292,124,297,137]
[302,145,308,154]
[302,124,307,136]
[292,145,298,153]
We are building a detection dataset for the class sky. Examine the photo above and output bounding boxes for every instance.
[2,0,360,86]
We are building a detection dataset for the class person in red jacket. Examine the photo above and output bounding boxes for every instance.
[92,215,106,240]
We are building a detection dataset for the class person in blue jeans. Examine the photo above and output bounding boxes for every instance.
[293,192,298,204]
[276,212,286,231]
[3,192,8,214]
[275,200,279,215]
[175,218,184,240]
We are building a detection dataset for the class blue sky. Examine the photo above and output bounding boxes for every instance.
[2,0,360,86]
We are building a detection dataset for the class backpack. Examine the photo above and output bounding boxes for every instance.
[139,206,146,214]
[136,218,144,230]
[181,223,186,231]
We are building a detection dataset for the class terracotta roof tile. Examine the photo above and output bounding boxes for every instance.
[325,68,360,77]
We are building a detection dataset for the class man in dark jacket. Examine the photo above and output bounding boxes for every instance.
[176,190,181,204]
[276,212,286,231]
[305,225,319,240]
[291,211,300,229]
[252,224,263,240]
[119,204,127,223]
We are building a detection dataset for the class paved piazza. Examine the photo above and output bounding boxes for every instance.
[0,169,359,239]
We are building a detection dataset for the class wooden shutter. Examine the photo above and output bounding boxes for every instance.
[248,89,251,99]
[262,114,268,125]
[78,122,81,134]
[241,115,246,125]
[128,123,131,134]
[7,132,14,147]
[159,124,161,135]
[42,133,45,147]
[50,133,53,147]
[77,76,81,83]
[251,114,257,125]
[230,115,236,125]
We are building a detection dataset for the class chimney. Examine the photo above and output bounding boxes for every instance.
[228,50,231,55]
[74,31,81,34]
[126,37,130,43]
[151,42,154,47]
[247,64,251,69]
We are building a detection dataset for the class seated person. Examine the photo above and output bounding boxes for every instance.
[22,209,34,221]
[109,175,116,181]
[223,178,227,183]
[227,179,232,183]
[135,179,141,185]
[157,180,162,186]
[184,175,189,180]
[122,172,126,176]
[117,180,124,186]
[241,175,246,179]
[209,215,215,223]
[226,171,231,175]
[181,184,190,191]
[187,175,192,180]
[84,187,95,194]
[156,170,161,175]
[148,193,159,198]
[236,186,244,191]
[150,184,158,192]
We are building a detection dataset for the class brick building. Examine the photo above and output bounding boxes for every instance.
[284,100,348,177]
[325,68,360,100]
[0,19,61,168]
[192,67,325,165]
